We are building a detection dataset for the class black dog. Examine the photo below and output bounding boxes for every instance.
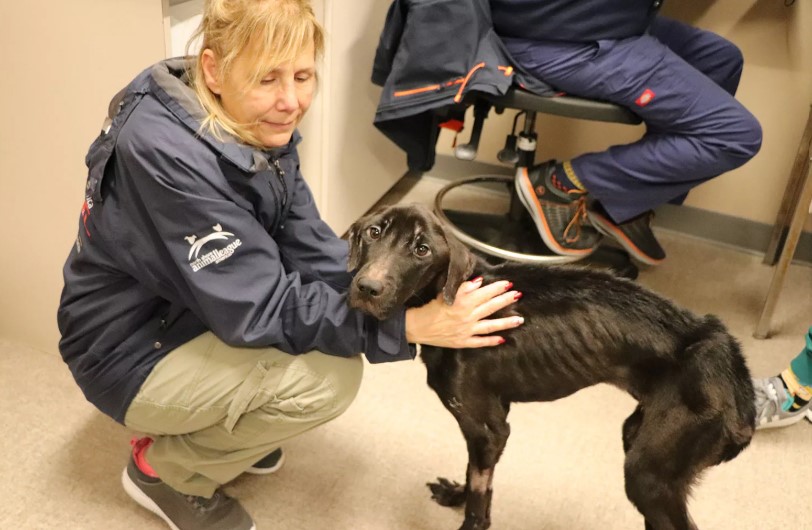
[347,203,755,530]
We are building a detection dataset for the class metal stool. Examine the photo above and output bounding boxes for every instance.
[434,88,642,276]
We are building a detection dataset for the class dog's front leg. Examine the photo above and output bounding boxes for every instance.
[427,463,493,529]
[456,399,510,530]
[459,465,494,530]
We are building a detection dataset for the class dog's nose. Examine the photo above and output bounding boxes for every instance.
[357,277,385,297]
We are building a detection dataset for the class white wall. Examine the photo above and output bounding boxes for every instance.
[0,1,167,353]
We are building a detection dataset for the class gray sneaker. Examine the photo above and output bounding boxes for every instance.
[122,457,256,530]
[753,376,812,430]
[246,448,285,475]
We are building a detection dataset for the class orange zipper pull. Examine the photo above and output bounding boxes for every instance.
[454,62,486,103]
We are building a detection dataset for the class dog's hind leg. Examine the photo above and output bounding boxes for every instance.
[623,402,704,530]
[622,405,644,453]
[429,396,510,530]
[625,452,697,530]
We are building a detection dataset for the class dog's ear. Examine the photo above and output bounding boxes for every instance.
[346,218,365,272]
[442,229,475,305]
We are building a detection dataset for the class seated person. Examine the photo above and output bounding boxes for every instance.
[754,326,812,429]
[490,1,762,264]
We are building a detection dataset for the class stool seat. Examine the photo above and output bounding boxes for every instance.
[472,88,642,125]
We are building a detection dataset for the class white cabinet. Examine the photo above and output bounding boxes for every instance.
[164,0,407,235]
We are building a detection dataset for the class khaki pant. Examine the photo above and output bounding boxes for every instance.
[124,332,364,497]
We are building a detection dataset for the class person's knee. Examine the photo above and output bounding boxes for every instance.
[709,106,762,170]
[325,355,364,416]
[272,354,363,421]
[703,35,744,93]
[729,108,763,163]
[720,40,744,78]
[223,354,364,432]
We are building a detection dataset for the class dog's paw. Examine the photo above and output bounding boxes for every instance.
[427,477,466,507]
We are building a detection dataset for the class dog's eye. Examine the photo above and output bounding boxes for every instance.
[367,226,381,239]
[414,244,431,257]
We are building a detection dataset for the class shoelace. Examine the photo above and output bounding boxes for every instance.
[546,174,592,244]
[563,193,590,244]
[185,491,222,513]
[755,381,785,419]
[758,382,778,409]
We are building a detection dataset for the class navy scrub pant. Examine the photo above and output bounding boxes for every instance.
[503,16,763,223]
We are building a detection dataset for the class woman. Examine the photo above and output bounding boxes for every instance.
[56,1,522,529]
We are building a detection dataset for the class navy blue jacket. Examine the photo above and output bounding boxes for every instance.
[490,0,664,42]
[372,0,554,172]
[57,59,413,424]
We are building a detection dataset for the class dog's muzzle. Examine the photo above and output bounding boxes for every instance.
[348,275,399,320]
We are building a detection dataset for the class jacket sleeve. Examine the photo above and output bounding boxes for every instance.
[113,130,413,364]
[274,168,353,292]
[371,0,406,86]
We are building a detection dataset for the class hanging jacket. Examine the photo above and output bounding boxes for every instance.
[57,59,413,424]
[371,0,555,172]
[490,0,664,43]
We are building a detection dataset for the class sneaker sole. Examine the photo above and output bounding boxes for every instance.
[122,467,182,530]
[515,168,596,257]
[756,411,812,430]
[245,450,286,475]
[121,468,257,530]
[588,210,664,266]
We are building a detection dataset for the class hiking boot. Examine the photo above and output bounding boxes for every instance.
[122,441,255,530]
[588,204,665,266]
[753,376,812,430]
[515,161,601,256]
[246,448,285,475]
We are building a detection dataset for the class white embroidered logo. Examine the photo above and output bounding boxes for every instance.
[184,223,242,272]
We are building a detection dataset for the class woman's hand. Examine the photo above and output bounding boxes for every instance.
[404,277,523,349]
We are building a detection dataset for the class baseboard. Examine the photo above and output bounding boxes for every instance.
[427,154,812,266]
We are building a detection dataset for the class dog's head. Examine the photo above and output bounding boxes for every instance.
[346,203,475,320]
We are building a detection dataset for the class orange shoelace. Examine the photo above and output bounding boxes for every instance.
[563,193,590,244]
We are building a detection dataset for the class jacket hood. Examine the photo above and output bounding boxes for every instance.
[149,58,302,173]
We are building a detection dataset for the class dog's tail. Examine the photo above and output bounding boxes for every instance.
[679,315,756,463]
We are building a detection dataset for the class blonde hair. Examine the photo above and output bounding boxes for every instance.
[189,0,324,147]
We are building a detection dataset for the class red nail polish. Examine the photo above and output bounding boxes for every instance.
[472,276,483,284]
[505,282,513,291]
[498,338,506,345]
[514,292,523,301]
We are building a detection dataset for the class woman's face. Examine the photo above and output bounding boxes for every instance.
[203,40,317,148]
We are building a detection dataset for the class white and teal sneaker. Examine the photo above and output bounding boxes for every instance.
[753,376,812,430]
